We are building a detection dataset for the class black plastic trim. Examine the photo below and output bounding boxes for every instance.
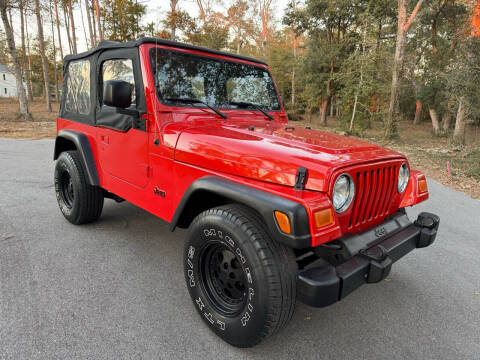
[64,37,267,66]
[170,176,312,248]
[53,129,100,186]
[297,211,440,308]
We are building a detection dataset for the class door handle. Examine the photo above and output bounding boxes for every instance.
[101,135,109,144]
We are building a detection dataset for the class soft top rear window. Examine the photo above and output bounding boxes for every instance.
[64,59,91,116]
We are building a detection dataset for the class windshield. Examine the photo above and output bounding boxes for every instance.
[151,48,281,111]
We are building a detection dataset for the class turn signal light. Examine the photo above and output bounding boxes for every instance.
[314,209,334,228]
[418,178,428,193]
[274,211,291,234]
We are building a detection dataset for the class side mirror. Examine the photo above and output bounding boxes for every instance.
[103,79,132,108]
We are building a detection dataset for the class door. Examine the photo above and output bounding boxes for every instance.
[96,49,149,188]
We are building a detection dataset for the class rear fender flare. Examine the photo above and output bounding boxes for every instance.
[54,129,100,186]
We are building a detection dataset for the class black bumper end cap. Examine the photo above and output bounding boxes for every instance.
[297,266,340,308]
[415,212,440,248]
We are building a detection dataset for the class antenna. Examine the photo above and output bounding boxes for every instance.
[152,26,161,145]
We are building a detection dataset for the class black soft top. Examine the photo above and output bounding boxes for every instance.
[64,37,267,66]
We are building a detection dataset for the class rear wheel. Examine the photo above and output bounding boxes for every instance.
[54,150,104,225]
[184,204,297,347]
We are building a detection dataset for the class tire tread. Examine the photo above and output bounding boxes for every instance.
[189,204,297,347]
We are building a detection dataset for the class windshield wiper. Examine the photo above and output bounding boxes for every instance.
[229,101,274,120]
[164,98,228,119]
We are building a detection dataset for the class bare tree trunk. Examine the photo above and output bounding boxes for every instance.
[26,31,34,101]
[91,4,97,43]
[453,98,466,145]
[319,99,329,126]
[85,0,95,47]
[442,112,451,132]
[170,0,178,41]
[53,0,64,60]
[350,95,359,132]
[429,108,441,136]
[291,4,297,106]
[291,33,297,106]
[413,100,422,124]
[318,61,334,126]
[79,0,89,48]
[385,0,423,139]
[0,0,32,120]
[93,0,103,41]
[290,68,295,106]
[63,3,73,53]
[34,0,52,112]
[7,5,12,32]
[236,39,241,54]
[19,0,34,102]
[351,28,367,132]
[330,98,335,117]
[19,0,26,71]
[49,0,59,102]
[258,0,272,57]
[195,0,206,22]
[67,0,77,53]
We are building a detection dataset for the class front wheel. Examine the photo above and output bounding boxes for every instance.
[184,204,297,347]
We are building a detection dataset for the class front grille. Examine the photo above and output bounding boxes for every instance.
[348,164,399,230]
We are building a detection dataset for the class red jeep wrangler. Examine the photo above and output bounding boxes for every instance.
[54,38,440,347]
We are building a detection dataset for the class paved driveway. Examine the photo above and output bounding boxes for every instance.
[0,138,479,359]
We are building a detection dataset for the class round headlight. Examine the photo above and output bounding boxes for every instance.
[332,174,355,213]
[397,163,410,193]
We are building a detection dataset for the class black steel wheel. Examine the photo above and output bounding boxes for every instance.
[54,151,104,225]
[184,204,297,348]
[59,170,75,209]
[200,242,248,316]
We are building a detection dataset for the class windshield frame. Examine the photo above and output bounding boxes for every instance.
[149,47,283,113]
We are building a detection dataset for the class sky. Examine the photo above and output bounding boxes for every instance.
[8,0,290,56]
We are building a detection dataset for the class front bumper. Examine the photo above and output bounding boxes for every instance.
[297,211,440,308]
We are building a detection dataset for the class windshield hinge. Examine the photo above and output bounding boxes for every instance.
[294,167,308,190]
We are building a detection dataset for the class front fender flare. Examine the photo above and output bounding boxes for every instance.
[170,176,312,249]
[54,129,100,186]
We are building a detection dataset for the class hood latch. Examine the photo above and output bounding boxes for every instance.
[294,167,308,190]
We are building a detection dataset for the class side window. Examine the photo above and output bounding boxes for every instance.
[102,59,136,106]
[64,60,91,115]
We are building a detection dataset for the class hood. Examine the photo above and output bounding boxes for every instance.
[174,121,405,192]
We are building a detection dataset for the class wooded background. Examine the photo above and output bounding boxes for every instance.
[1,0,480,144]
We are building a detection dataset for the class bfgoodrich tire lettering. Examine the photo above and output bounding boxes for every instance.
[184,204,297,347]
[54,151,104,225]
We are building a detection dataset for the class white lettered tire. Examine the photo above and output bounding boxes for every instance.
[184,204,297,347]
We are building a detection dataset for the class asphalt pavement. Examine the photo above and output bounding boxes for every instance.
[0,137,479,360]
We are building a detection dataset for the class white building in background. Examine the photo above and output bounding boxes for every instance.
[0,64,18,98]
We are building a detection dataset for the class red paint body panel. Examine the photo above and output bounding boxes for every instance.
[56,43,430,247]
[174,121,405,193]
[399,170,429,208]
